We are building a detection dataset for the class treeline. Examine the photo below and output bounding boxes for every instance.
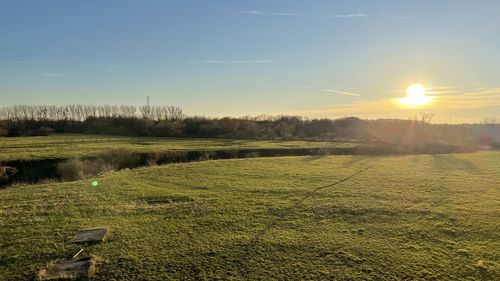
[1,105,499,146]
[0,105,184,121]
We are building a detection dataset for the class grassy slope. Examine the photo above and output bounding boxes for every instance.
[0,134,353,162]
[0,152,499,280]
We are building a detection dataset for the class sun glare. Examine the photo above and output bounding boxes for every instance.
[398,84,432,107]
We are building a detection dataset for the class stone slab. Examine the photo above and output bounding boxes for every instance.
[39,256,92,280]
[69,228,107,243]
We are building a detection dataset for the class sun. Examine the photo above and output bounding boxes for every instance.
[398,84,433,107]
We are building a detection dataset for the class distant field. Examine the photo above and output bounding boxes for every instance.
[1,152,498,280]
[0,134,354,162]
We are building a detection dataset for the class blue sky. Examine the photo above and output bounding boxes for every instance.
[1,0,499,122]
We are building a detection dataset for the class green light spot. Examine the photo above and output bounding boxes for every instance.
[91,181,98,188]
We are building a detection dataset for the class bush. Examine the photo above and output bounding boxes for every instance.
[57,150,143,180]
[0,166,18,187]
[97,149,142,170]
[56,159,85,180]
[145,153,161,166]
[157,151,188,164]
[198,151,215,161]
[38,127,55,136]
[318,147,333,155]
[0,127,8,137]
[492,142,500,150]
[57,159,113,181]
[243,151,260,158]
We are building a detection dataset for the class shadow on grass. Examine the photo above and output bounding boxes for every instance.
[431,155,478,173]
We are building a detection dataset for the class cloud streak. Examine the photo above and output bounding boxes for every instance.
[240,11,407,20]
[423,85,500,97]
[285,86,500,123]
[331,13,368,18]
[322,88,361,97]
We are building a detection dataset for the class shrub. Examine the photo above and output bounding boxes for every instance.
[318,147,333,155]
[57,159,93,180]
[145,153,161,166]
[243,151,260,158]
[57,159,112,181]
[57,150,146,181]
[97,149,143,170]
[166,151,189,163]
[56,159,83,180]
[492,142,500,150]
[0,127,8,137]
[198,151,215,161]
[226,149,240,159]
[37,127,55,136]
[0,166,18,187]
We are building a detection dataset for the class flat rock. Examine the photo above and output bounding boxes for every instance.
[69,228,107,243]
[39,256,92,280]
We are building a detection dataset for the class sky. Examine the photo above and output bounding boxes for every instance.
[1,0,499,123]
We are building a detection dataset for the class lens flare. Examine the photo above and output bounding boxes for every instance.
[398,84,432,107]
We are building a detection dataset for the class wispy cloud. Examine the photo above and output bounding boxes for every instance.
[390,85,482,96]
[192,59,273,64]
[241,10,302,16]
[392,85,500,109]
[463,88,500,96]
[331,13,368,18]
[420,85,499,98]
[240,11,408,20]
[42,73,62,77]
[322,88,361,97]
[285,86,500,123]
[241,11,368,18]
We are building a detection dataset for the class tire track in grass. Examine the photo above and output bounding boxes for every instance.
[235,165,373,277]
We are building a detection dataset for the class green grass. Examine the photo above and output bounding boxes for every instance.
[0,134,354,162]
[1,152,499,280]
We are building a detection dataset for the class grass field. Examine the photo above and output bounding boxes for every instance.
[1,151,499,280]
[0,134,354,162]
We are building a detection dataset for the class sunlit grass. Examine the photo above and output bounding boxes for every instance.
[0,134,355,162]
[1,152,498,280]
